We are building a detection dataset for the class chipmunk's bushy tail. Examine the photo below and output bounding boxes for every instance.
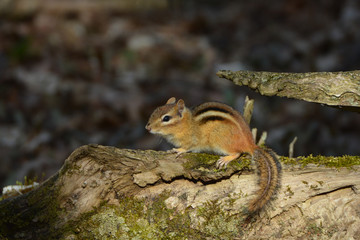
[248,147,281,213]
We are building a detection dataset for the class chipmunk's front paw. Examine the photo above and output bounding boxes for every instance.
[168,148,188,158]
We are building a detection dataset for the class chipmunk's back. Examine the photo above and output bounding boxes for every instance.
[193,102,256,154]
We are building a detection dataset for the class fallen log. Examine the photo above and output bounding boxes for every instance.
[0,144,359,239]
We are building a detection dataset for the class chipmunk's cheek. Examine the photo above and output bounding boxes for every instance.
[151,129,164,135]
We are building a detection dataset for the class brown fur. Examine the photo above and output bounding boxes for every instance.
[146,98,281,213]
[248,147,281,212]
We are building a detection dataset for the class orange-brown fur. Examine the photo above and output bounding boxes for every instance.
[146,97,281,213]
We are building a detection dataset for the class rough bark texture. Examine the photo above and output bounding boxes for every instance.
[216,70,360,110]
[0,144,359,239]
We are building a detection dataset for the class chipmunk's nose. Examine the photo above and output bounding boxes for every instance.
[145,123,151,131]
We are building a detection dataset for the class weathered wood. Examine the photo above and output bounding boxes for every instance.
[0,144,242,239]
[0,145,359,239]
[217,70,360,109]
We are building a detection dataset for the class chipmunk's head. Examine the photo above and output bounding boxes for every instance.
[146,97,186,138]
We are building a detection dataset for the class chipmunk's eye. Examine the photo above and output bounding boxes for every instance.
[162,115,172,122]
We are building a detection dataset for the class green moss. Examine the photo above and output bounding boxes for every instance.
[230,156,252,170]
[15,176,38,186]
[62,192,247,240]
[182,153,219,169]
[316,181,324,186]
[306,221,323,236]
[280,155,360,169]
[309,184,320,191]
[196,198,246,239]
[63,193,196,239]
[284,185,294,198]
[182,149,359,170]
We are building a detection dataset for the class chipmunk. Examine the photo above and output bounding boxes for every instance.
[145,97,281,213]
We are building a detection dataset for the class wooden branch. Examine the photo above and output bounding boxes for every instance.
[0,145,359,239]
[243,96,254,125]
[217,70,360,109]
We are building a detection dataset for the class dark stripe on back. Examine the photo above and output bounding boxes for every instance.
[199,116,226,125]
[194,106,234,117]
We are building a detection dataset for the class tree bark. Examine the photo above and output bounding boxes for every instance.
[217,70,360,110]
[0,144,359,239]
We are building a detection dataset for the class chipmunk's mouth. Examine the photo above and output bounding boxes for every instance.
[145,123,151,131]
[145,125,157,135]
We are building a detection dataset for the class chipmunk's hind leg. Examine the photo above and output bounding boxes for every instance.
[216,153,240,169]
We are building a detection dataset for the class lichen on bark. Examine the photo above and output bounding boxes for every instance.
[217,70,360,109]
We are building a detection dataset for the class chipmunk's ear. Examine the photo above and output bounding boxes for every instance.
[166,97,176,104]
[177,99,185,115]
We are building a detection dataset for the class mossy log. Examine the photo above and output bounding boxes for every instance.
[217,70,360,110]
[0,144,359,239]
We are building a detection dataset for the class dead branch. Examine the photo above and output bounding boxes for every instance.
[217,70,360,110]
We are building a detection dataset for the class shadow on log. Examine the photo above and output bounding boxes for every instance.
[0,144,359,239]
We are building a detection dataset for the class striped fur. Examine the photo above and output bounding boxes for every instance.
[248,147,281,212]
[194,106,235,117]
[146,98,281,214]
[199,116,227,125]
[193,102,244,130]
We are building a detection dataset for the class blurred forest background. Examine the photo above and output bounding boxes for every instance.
[1,0,360,188]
